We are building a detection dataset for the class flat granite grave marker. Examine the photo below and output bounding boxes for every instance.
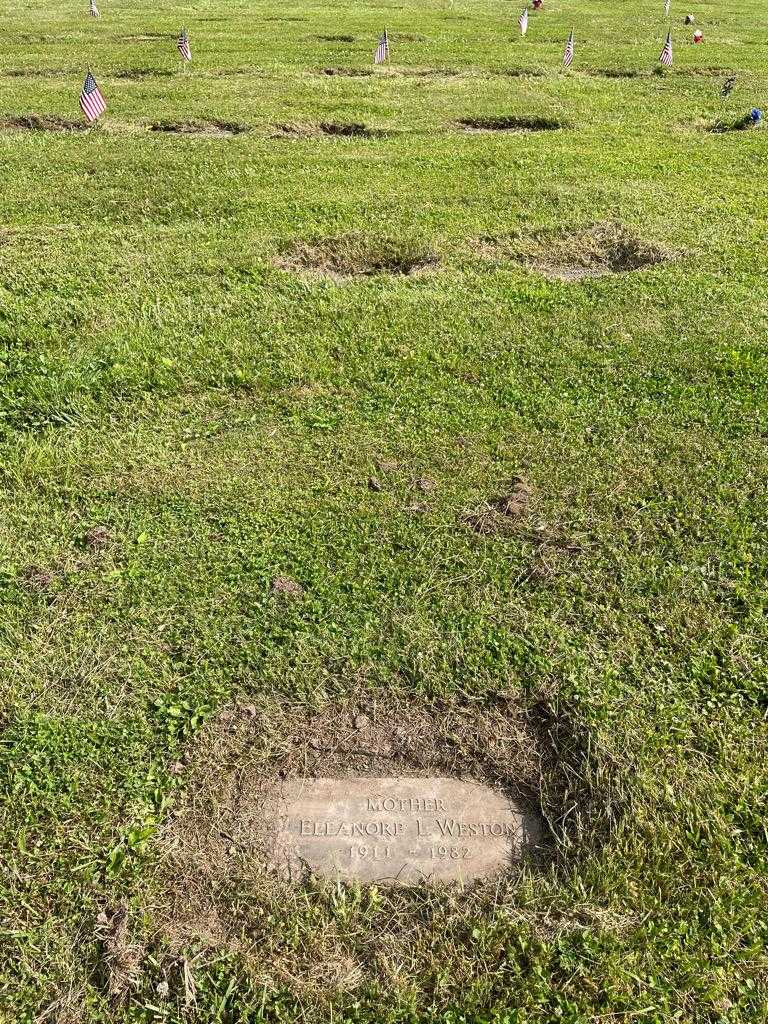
[262,777,541,884]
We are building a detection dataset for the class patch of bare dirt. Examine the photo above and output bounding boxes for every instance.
[498,68,546,78]
[22,564,54,591]
[85,525,112,550]
[148,119,250,137]
[276,234,438,280]
[156,699,544,923]
[592,69,646,79]
[318,34,356,42]
[678,66,733,77]
[319,121,375,137]
[1,114,89,132]
[120,33,170,41]
[114,68,175,80]
[271,575,304,598]
[320,67,374,77]
[272,121,380,139]
[457,115,566,132]
[477,221,673,281]
[95,907,144,1003]
[2,68,68,78]
[412,67,460,76]
[212,68,266,78]
[143,692,617,1005]
[462,478,533,536]
[461,482,585,570]
[386,67,461,78]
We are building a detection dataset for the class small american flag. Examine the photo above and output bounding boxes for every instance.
[659,30,673,66]
[89,0,100,16]
[664,0,671,15]
[79,71,106,122]
[563,30,574,68]
[374,28,389,64]
[178,27,192,62]
[518,7,529,34]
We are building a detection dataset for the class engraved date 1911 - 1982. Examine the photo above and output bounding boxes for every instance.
[348,845,471,860]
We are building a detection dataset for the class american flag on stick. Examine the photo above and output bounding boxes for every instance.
[178,27,192,62]
[563,30,574,68]
[664,0,671,16]
[374,28,389,64]
[79,70,106,122]
[518,7,529,35]
[89,0,100,17]
[659,30,673,66]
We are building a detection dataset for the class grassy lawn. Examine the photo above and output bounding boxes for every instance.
[1,0,767,1020]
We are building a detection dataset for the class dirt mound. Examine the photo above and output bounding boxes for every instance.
[457,115,566,132]
[276,234,438,280]
[462,479,533,536]
[318,34,355,43]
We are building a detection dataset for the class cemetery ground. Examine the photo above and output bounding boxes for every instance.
[1,0,767,1020]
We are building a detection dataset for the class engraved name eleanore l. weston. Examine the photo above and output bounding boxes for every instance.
[262,777,540,884]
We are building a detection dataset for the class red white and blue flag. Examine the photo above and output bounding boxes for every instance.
[178,27,192,62]
[518,7,529,34]
[79,71,106,121]
[659,30,673,66]
[563,30,574,67]
[374,28,389,64]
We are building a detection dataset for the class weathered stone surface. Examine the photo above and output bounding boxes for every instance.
[261,777,541,885]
